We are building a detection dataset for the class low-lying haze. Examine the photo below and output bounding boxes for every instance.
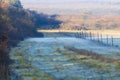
[20,0,120,15]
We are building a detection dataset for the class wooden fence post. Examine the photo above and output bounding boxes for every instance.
[107,35,108,45]
[81,31,83,39]
[78,32,79,38]
[97,33,99,42]
[86,32,88,39]
[111,36,113,46]
[83,31,85,39]
[92,33,94,40]
[84,32,86,39]
[100,34,102,43]
[90,32,92,40]
[79,32,81,38]
[80,32,81,38]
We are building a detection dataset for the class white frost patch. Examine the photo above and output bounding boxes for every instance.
[11,37,120,79]
[26,37,120,54]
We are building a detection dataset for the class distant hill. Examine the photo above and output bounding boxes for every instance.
[21,0,120,30]
[56,14,120,30]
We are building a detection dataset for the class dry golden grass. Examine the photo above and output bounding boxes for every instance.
[37,29,120,38]
[64,46,120,66]
[56,14,120,30]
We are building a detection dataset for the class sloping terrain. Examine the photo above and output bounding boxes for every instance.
[10,37,120,80]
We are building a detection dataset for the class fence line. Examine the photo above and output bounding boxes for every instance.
[74,30,120,48]
[44,29,120,48]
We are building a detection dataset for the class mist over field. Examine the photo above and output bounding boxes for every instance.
[20,0,120,15]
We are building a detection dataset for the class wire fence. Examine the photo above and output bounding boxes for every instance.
[42,29,120,48]
[74,31,120,48]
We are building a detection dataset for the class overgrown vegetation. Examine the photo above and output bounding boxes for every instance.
[0,0,61,79]
[0,33,11,80]
[0,0,61,46]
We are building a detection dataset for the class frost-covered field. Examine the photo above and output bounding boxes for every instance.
[10,37,120,80]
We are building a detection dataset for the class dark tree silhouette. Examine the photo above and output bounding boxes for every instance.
[0,32,11,80]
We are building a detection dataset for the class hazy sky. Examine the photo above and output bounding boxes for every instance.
[20,0,120,15]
